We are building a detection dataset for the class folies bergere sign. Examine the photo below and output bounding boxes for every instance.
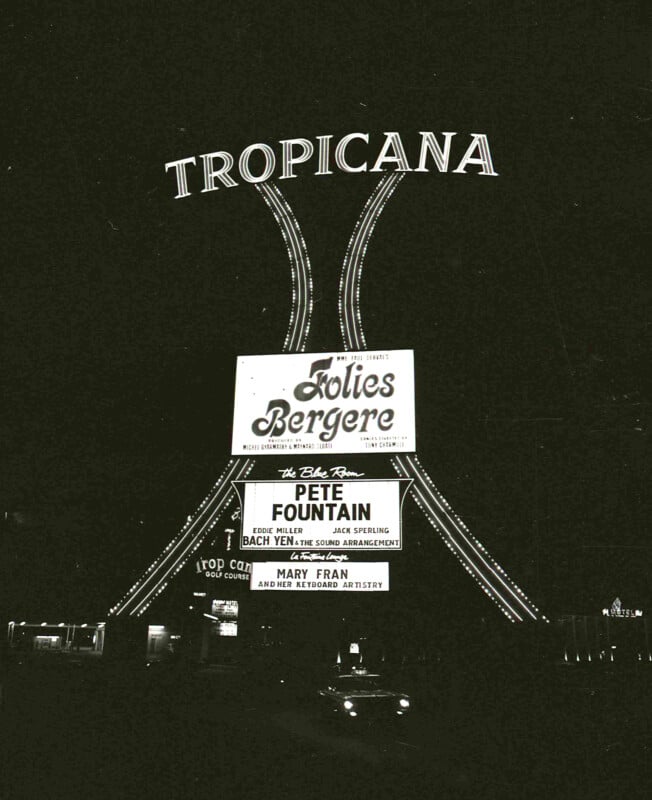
[231,350,415,455]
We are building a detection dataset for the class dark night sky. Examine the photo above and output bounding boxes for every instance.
[2,2,650,620]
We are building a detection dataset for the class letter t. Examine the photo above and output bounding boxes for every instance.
[165,157,197,198]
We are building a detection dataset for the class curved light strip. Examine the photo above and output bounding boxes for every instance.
[338,172,541,622]
[395,456,522,623]
[110,460,253,617]
[130,459,254,616]
[110,181,313,616]
[339,172,405,351]
[393,455,533,622]
[257,182,313,353]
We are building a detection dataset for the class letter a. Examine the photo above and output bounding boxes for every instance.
[453,134,498,176]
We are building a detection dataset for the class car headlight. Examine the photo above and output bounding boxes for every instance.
[399,698,410,708]
[343,700,354,710]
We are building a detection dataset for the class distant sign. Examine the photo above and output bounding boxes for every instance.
[209,599,239,638]
[216,622,238,637]
[195,556,252,582]
[602,598,643,618]
[211,599,239,618]
[250,561,389,591]
[231,350,415,455]
[235,479,409,550]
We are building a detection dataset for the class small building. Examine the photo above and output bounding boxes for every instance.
[554,598,651,664]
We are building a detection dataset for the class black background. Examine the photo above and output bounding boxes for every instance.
[3,2,650,621]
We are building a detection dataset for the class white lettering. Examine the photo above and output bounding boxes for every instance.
[453,133,498,176]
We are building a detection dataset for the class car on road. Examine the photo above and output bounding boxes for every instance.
[318,668,411,720]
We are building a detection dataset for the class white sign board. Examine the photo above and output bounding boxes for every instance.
[250,562,389,591]
[231,350,415,455]
[235,479,407,550]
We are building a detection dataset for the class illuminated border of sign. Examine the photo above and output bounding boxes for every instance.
[338,172,543,623]
[109,182,312,617]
